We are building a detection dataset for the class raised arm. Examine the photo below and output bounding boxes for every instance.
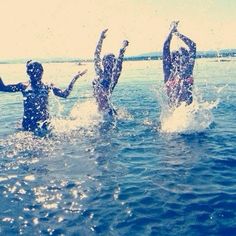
[52,70,87,98]
[110,40,129,92]
[175,30,196,76]
[163,21,178,82]
[94,29,108,77]
[175,31,196,60]
[0,77,26,92]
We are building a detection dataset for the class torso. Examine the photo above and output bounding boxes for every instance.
[93,73,114,114]
[21,83,50,131]
[165,72,194,106]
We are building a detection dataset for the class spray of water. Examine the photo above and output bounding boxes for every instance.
[49,93,133,135]
[158,85,219,134]
[50,99,103,135]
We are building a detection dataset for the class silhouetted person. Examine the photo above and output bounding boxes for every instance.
[0,60,87,132]
[93,29,129,116]
[163,21,196,107]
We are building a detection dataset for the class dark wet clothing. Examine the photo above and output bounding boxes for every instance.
[21,83,51,131]
[165,74,193,106]
[0,78,75,132]
[163,32,196,107]
[93,37,126,116]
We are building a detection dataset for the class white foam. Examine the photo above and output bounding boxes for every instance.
[50,99,102,134]
[24,175,36,181]
[158,86,218,134]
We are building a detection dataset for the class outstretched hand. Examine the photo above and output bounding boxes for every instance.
[73,69,88,81]
[122,40,129,49]
[101,29,108,39]
[170,21,179,34]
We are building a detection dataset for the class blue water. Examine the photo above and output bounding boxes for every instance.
[0,60,236,235]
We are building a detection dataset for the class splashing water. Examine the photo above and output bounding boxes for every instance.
[160,100,218,133]
[116,107,134,120]
[50,99,103,135]
[158,86,219,134]
[49,95,133,135]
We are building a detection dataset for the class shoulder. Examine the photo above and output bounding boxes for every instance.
[42,83,53,90]
[18,82,29,91]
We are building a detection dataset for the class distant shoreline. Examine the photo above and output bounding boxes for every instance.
[0,50,235,65]
[0,57,235,65]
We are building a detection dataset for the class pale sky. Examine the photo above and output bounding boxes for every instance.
[0,0,235,59]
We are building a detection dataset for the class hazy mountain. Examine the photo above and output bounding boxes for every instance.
[133,49,236,59]
[1,49,235,64]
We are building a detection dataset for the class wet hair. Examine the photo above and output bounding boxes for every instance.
[26,60,44,79]
[102,54,116,71]
[171,47,190,66]
[179,47,189,57]
[171,50,180,62]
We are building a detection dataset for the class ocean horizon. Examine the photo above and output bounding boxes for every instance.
[1,48,236,65]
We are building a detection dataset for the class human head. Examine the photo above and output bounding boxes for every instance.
[178,47,189,64]
[102,54,116,72]
[171,50,180,65]
[26,60,44,82]
[171,47,189,69]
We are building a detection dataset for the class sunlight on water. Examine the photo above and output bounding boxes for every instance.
[0,131,56,158]
[24,175,36,181]
[0,60,235,235]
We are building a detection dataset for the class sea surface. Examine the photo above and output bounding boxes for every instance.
[0,59,235,235]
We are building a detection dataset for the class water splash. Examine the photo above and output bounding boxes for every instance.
[50,99,132,135]
[116,107,133,120]
[158,86,219,134]
[49,99,102,135]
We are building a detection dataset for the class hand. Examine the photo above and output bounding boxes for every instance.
[74,69,87,80]
[122,40,129,48]
[101,29,108,39]
[169,21,179,34]
[78,69,87,77]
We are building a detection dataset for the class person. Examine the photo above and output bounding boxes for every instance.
[0,60,87,133]
[93,29,129,116]
[163,21,196,107]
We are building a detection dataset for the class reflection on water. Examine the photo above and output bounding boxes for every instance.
[0,60,236,235]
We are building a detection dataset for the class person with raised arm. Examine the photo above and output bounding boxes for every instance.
[93,29,129,116]
[0,60,87,133]
[163,21,196,107]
